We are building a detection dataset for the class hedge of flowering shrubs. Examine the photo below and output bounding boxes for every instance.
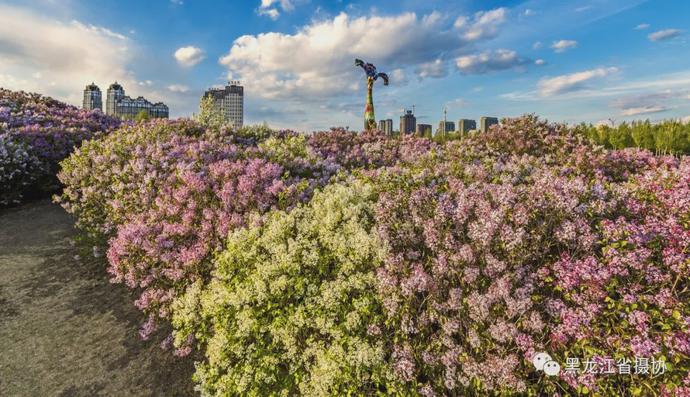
[58,114,690,396]
[0,88,120,204]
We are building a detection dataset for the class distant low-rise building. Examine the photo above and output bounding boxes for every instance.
[103,82,168,119]
[400,110,416,134]
[82,83,102,111]
[416,123,432,136]
[458,119,476,134]
[378,119,393,135]
[480,116,499,133]
[202,81,244,130]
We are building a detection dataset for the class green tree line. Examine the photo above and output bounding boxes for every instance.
[574,119,690,155]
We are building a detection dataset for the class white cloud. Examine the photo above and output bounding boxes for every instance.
[258,0,294,19]
[167,84,189,93]
[174,46,205,67]
[551,39,577,53]
[455,49,526,74]
[454,8,507,41]
[523,9,534,16]
[682,115,690,123]
[261,0,294,11]
[535,59,545,66]
[611,91,677,117]
[415,59,447,79]
[219,10,506,100]
[537,67,618,96]
[532,41,542,49]
[620,106,668,116]
[258,8,280,20]
[0,4,134,105]
[446,97,469,108]
[138,80,153,86]
[648,29,682,42]
[503,70,690,102]
[635,23,649,30]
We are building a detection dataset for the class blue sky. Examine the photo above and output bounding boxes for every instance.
[0,0,688,131]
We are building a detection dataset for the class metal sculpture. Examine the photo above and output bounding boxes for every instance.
[355,59,388,131]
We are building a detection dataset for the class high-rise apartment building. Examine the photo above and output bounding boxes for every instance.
[202,81,244,130]
[378,119,393,135]
[458,119,476,134]
[106,82,125,116]
[400,110,416,134]
[480,116,499,133]
[102,82,168,119]
[82,83,102,111]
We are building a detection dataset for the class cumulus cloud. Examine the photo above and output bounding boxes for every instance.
[258,0,294,19]
[219,10,507,100]
[167,84,190,93]
[648,29,682,41]
[635,23,649,30]
[535,59,545,66]
[0,4,134,105]
[532,41,542,49]
[454,8,507,41]
[537,67,618,96]
[455,49,527,74]
[551,39,577,53]
[258,8,280,20]
[415,59,448,79]
[174,46,205,67]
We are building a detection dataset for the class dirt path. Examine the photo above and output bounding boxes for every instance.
[0,200,195,397]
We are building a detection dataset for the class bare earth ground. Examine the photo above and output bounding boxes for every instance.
[0,199,195,397]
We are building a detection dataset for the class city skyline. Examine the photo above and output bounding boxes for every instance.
[0,1,689,131]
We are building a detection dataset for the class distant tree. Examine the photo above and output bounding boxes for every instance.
[630,120,655,150]
[197,95,226,130]
[608,122,634,149]
[134,110,150,122]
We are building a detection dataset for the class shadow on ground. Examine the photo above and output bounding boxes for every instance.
[0,200,195,397]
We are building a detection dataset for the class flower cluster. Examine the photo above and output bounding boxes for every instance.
[0,88,120,204]
[308,128,437,169]
[172,180,399,396]
[0,134,43,204]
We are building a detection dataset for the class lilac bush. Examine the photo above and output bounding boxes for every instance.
[0,134,43,204]
[171,180,401,396]
[370,117,690,395]
[57,113,689,395]
[308,128,438,169]
[57,119,214,239]
[59,121,337,336]
[0,88,120,204]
